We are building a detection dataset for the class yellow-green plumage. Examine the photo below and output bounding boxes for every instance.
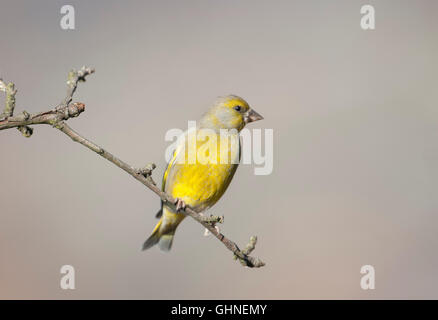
[142,95,263,251]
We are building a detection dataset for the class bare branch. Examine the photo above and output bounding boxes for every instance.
[62,66,95,107]
[0,78,33,137]
[234,236,264,267]
[55,121,265,267]
[0,102,85,131]
[200,215,224,224]
[0,68,265,268]
[0,79,16,117]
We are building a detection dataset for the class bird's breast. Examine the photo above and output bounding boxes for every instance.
[165,132,240,211]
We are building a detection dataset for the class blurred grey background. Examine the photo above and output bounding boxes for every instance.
[0,0,437,299]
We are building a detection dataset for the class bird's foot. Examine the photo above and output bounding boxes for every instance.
[174,198,186,212]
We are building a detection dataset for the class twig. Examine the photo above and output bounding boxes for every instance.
[0,102,85,130]
[200,215,224,224]
[0,78,33,137]
[0,67,265,268]
[62,66,95,107]
[234,236,260,267]
[0,79,16,117]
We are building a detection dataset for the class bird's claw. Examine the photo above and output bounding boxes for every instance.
[174,198,186,212]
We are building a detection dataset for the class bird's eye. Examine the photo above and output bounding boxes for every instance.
[234,105,242,112]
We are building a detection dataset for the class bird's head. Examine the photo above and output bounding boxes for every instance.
[200,95,263,131]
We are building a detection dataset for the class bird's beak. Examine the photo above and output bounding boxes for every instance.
[245,109,264,124]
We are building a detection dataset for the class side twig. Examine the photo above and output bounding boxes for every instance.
[0,67,265,268]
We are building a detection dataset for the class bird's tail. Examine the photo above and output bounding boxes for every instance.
[142,210,183,251]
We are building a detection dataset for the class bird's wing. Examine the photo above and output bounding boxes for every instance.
[156,131,187,218]
[162,131,187,191]
[163,130,240,211]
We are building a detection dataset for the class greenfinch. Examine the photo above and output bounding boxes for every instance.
[142,95,263,251]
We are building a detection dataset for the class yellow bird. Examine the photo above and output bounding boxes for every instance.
[142,95,263,251]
